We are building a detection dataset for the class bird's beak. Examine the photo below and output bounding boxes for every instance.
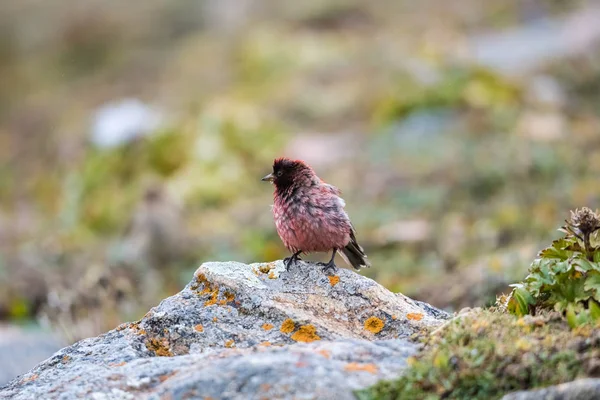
[261,173,275,182]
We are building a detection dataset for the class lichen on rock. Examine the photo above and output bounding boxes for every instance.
[0,260,448,400]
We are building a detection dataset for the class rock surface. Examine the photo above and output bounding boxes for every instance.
[0,260,448,400]
[502,379,600,400]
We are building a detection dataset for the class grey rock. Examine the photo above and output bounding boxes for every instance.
[0,260,448,399]
[503,379,600,400]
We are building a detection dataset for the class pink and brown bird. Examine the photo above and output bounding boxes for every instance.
[262,157,370,273]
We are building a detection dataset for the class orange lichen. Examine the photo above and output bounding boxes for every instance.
[158,371,178,382]
[291,325,321,343]
[109,361,127,367]
[260,384,271,391]
[280,319,296,334]
[259,341,271,347]
[21,374,38,383]
[406,313,424,321]
[203,287,219,306]
[392,315,397,320]
[327,275,340,286]
[344,362,378,374]
[62,355,71,364]
[145,337,173,357]
[218,291,235,305]
[268,271,277,279]
[318,349,331,359]
[212,317,218,322]
[194,324,204,333]
[225,339,235,348]
[364,316,385,334]
[262,323,274,331]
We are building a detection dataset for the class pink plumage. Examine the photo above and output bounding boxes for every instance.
[262,157,370,272]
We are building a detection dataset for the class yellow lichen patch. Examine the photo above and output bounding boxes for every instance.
[196,273,208,284]
[291,325,321,343]
[344,362,379,374]
[406,313,424,321]
[318,349,331,359]
[364,316,385,334]
[259,264,272,274]
[262,323,274,331]
[218,291,235,305]
[392,315,397,320]
[225,339,235,348]
[62,355,71,364]
[194,324,204,333]
[203,287,220,306]
[280,319,296,334]
[268,271,277,279]
[328,275,340,286]
[259,341,271,347]
[145,337,174,357]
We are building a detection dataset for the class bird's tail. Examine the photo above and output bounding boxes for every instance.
[339,230,370,270]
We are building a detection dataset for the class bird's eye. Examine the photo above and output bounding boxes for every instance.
[276,171,283,177]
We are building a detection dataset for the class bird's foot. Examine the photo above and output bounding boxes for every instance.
[318,261,338,275]
[284,254,302,271]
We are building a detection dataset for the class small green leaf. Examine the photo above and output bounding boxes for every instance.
[509,287,534,316]
[566,304,578,328]
[584,273,600,297]
[590,300,600,321]
[571,258,595,273]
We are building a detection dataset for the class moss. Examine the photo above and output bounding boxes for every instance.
[328,275,340,286]
[145,337,174,357]
[280,318,296,334]
[357,310,600,400]
[262,323,274,331]
[364,316,385,334]
[291,325,321,343]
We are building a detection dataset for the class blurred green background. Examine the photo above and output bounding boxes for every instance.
[2,0,600,361]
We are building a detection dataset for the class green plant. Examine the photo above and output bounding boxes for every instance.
[356,310,599,400]
[505,207,600,327]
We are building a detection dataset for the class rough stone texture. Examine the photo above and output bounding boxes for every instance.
[0,260,448,400]
[503,379,600,400]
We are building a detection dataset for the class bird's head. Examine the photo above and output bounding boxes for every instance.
[261,157,316,189]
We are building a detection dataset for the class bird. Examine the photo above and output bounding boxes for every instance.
[262,157,370,273]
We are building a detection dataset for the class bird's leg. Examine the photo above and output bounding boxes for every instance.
[319,249,338,274]
[284,250,303,271]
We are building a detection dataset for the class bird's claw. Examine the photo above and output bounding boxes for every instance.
[318,261,338,275]
[284,254,302,271]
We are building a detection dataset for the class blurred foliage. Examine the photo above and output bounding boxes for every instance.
[506,208,600,327]
[357,310,600,400]
[2,0,600,340]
